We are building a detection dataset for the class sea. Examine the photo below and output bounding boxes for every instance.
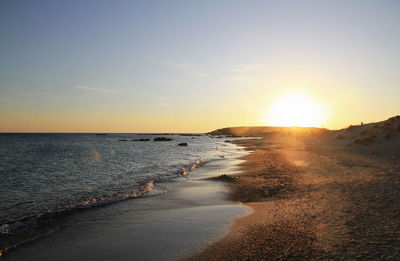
[0,133,250,260]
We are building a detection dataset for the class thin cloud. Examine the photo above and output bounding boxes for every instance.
[19,91,57,96]
[158,60,208,78]
[152,97,173,106]
[18,92,64,99]
[219,76,249,83]
[162,60,188,69]
[33,92,57,96]
[188,72,208,78]
[231,64,264,73]
[98,75,116,80]
[151,97,173,106]
[74,85,120,94]
[243,104,266,113]
[159,102,173,107]
[153,96,169,100]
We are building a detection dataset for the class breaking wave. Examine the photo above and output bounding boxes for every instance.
[0,180,158,255]
[0,157,208,256]
[178,158,205,176]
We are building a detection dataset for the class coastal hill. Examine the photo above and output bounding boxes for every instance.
[329,115,400,146]
[208,126,329,138]
[209,115,400,148]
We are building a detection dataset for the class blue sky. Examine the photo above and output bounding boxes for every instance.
[1,0,399,132]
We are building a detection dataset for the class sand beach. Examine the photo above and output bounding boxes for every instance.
[189,117,400,260]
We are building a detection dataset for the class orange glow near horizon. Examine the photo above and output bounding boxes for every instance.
[266,93,326,127]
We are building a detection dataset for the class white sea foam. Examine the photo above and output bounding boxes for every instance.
[179,158,205,176]
[82,180,155,208]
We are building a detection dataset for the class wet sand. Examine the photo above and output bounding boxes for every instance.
[188,137,400,260]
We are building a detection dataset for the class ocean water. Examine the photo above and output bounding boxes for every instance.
[0,133,246,257]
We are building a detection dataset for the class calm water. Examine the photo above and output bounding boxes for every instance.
[0,133,240,255]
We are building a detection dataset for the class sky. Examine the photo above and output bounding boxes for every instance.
[1,0,399,132]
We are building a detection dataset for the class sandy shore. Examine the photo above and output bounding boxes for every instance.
[187,137,400,260]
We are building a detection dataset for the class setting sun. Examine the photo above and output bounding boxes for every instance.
[266,93,325,127]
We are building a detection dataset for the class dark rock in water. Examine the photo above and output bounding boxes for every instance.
[140,133,176,136]
[224,140,231,142]
[154,137,173,142]
[118,139,128,141]
[132,139,150,141]
[178,143,188,146]
[212,174,238,183]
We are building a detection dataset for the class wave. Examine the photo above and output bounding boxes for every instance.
[1,180,156,233]
[178,158,205,176]
[0,157,208,256]
[81,180,154,208]
[0,180,157,256]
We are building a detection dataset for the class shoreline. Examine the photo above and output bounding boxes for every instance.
[186,137,316,260]
[188,136,400,260]
[2,140,251,261]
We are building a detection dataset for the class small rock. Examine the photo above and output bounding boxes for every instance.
[213,174,237,183]
[178,143,188,146]
[154,137,173,141]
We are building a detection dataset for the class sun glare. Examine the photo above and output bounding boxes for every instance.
[266,93,325,127]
